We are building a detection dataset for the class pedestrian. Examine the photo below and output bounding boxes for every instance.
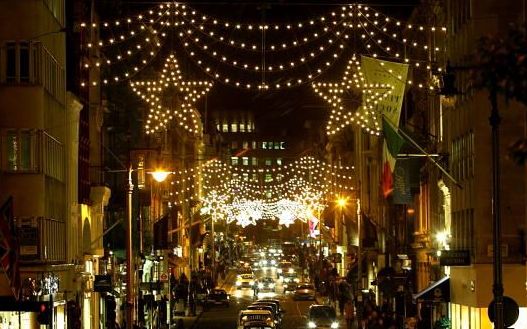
[176,318,184,329]
[344,299,355,329]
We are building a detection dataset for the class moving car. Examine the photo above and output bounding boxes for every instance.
[306,305,339,329]
[243,320,274,329]
[293,283,316,301]
[238,310,275,329]
[205,289,230,307]
[258,277,276,292]
[237,273,256,289]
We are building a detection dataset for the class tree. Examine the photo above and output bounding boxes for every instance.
[475,24,527,164]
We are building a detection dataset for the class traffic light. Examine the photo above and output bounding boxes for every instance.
[37,302,52,325]
[67,301,81,329]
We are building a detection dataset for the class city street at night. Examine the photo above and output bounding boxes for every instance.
[1,1,527,329]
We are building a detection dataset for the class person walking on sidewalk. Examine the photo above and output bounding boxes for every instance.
[344,299,355,329]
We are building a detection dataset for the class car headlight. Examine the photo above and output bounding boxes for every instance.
[308,321,317,328]
[236,281,241,286]
[288,268,295,273]
[258,283,264,289]
[249,281,254,286]
[331,322,339,328]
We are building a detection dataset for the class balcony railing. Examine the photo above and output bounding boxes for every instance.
[17,216,66,263]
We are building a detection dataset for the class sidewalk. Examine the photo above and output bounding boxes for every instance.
[171,270,236,329]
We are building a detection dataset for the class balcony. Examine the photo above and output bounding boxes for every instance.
[17,216,66,263]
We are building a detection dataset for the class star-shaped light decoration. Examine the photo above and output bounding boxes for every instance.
[312,55,394,136]
[130,54,213,135]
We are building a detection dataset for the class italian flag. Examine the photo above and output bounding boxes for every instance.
[382,118,405,197]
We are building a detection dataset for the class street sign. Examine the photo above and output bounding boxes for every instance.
[160,272,169,282]
[439,250,470,266]
[488,296,519,327]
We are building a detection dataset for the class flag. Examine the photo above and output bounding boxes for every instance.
[0,197,20,299]
[361,56,408,197]
[382,118,405,197]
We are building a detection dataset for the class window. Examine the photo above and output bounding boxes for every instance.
[262,142,267,149]
[274,142,280,150]
[276,158,282,165]
[222,123,229,132]
[19,43,29,82]
[247,122,253,132]
[252,141,257,149]
[268,142,274,149]
[239,123,246,132]
[265,174,273,182]
[252,173,258,181]
[242,157,249,166]
[6,130,34,171]
[280,142,286,149]
[242,141,249,149]
[252,157,258,166]
[231,141,238,149]
[231,157,239,165]
[6,42,16,82]
[231,123,238,133]
[216,123,221,132]
[243,173,249,181]
[265,159,272,166]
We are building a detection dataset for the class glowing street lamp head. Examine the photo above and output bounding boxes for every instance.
[150,170,172,182]
[337,197,347,208]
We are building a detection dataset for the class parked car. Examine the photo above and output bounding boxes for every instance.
[293,283,316,301]
[205,289,230,307]
[306,305,338,329]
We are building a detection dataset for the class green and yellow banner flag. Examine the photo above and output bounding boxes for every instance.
[361,56,408,197]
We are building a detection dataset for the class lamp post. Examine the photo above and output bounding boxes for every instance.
[125,166,134,329]
[125,168,172,329]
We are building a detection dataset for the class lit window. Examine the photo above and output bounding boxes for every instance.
[242,157,249,166]
[262,142,267,149]
[6,130,33,171]
[274,142,280,150]
[280,142,286,149]
[231,157,239,165]
[276,158,282,165]
[268,142,273,149]
[265,174,273,182]
[252,158,258,166]
[231,123,238,132]
[247,122,253,132]
[243,141,249,149]
[222,123,229,132]
[216,123,221,132]
[265,159,272,166]
[252,141,257,149]
[252,174,258,181]
[239,123,246,132]
[243,173,249,181]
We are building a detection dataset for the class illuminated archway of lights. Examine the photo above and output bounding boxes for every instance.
[80,2,447,91]
[189,156,356,228]
[130,53,213,134]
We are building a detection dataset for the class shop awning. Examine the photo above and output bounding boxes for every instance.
[413,276,450,303]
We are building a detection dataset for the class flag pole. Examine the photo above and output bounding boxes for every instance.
[382,115,462,189]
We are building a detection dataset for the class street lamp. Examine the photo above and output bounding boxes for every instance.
[125,168,172,329]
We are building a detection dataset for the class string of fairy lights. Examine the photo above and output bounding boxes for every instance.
[80,2,446,90]
[163,156,355,227]
[79,2,447,137]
